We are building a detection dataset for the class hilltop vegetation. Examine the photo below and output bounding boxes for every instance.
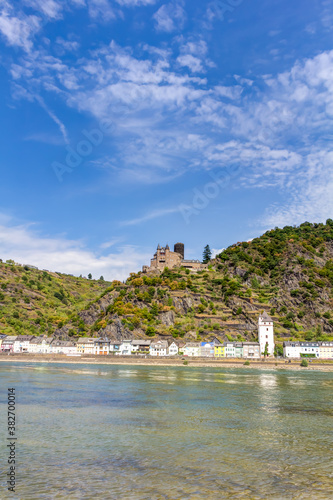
[1,220,333,351]
[0,262,111,336]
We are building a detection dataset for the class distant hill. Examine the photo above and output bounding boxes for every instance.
[0,263,111,336]
[1,220,333,352]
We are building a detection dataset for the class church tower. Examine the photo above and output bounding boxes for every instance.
[258,311,275,356]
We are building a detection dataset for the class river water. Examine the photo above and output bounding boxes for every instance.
[0,362,332,499]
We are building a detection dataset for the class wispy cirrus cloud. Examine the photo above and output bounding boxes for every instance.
[120,207,180,226]
[3,0,333,230]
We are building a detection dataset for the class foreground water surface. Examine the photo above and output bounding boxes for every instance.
[0,362,332,499]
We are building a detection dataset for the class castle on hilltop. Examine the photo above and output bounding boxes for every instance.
[142,243,207,273]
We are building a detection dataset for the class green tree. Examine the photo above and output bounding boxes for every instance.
[263,342,269,358]
[202,244,212,264]
[274,344,283,357]
[146,326,156,337]
[88,273,92,280]
[99,276,104,281]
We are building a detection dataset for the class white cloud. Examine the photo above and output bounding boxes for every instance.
[87,0,117,20]
[153,1,186,32]
[55,37,80,53]
[120,207,180,226]
[116,0,157,5]
[177,54,203,73]
[23,0,63,19]
[5,10,333,229]
[34,95,69,144]
[214,85,243,100]
[0,217,149,280]
[0,2,41,51]
[261,149,333,229]
[211,248,224,258]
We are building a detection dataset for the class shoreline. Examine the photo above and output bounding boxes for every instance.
[1,354,333,371]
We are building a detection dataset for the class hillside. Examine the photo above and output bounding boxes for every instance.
[1,220,333,351]
[0,262,111,336]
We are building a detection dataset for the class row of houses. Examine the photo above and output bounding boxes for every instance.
[1,334,333,359]
[0,335,77,355]
[0,335,270,359]
[283,341,333,359]
[0,335,260,357]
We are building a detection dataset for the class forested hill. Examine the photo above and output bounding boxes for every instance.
[0,265,111,337]
[1,220,333,349]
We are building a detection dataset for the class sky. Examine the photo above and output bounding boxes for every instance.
[0,0,332,280]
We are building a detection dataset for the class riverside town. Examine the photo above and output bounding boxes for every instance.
[1,312,332,360]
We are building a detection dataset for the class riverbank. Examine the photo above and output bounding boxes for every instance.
[1,353,333,371]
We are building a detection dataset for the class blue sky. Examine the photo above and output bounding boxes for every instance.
[0,0,332,280]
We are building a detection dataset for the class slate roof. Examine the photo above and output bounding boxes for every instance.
[260,311,273,322]
[132,340,151,346]
[16,335,35,342]
[2,336,17,342]
[151,340,168,349]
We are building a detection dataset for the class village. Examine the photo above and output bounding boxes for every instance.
[1,312,332,360]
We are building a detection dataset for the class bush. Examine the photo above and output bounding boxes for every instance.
[183,360,188,365]
[145,326,156,337]
[301,359,308,367]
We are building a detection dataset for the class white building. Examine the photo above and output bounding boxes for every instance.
[28,337,53,354]
[115,340,132,355]
[13,335,35,353]
[200,342,215,357]
[94,338,110,355]
[283,341,301,358]
[242,342,260,359]
[77,338,95,354]
[182,342,200,357]
[150,340,168,356]
[319,341,333,359]
[224,342,235,358]
[300,342,320,358]
[258,311,275,357]
[167,341,179,356]
[131,340,151,354]
[50,340,77,355]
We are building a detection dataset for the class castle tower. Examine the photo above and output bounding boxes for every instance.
[174,242,184,260]
[258,311,275,357]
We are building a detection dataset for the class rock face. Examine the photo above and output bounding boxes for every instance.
[159,310,175,326]
[98,319,134,341]
[79,306,100,326]
[172,296,193,314]
[53,326,72,340]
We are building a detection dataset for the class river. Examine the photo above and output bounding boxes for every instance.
[0,362,332,499]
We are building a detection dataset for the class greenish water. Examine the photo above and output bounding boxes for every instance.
[0,363,332,499]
